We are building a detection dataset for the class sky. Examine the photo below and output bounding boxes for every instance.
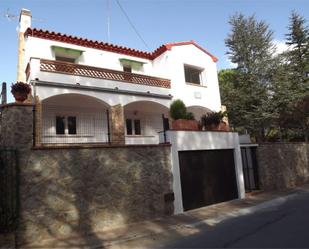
[1,0,308,102]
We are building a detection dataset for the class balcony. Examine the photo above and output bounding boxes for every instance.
[39,59,171,89]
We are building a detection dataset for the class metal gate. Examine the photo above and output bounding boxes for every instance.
[178,149,238,211]
[0,148,19,233]
[241,146,259,192]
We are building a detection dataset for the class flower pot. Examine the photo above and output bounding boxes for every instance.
[13,92,28,103]
[172,119,199,131]
[205,121,229,131]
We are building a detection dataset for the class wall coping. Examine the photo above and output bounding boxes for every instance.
[32,143,171,150]
[0,102,34,108]
[259,142,309,145]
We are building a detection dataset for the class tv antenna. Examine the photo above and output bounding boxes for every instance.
[3,8,45,23]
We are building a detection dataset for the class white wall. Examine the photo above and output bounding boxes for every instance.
[162,45,222,112]
[24,37,155,77]
[25,38,221,113]
[161,131,245,214]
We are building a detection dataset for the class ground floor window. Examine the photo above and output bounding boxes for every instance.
[56,115,77,135]
[126,119,142,135]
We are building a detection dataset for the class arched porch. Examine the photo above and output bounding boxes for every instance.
[123,101,169,144]
[40,93,110,144]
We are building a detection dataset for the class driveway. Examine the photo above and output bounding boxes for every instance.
[161,190,309,248]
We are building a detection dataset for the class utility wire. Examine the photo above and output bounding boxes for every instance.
[115,0,150,50]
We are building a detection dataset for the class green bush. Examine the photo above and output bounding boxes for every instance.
[186,112,195,120]
[170,99,188,120]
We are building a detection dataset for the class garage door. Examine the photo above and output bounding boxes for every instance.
[179,149,238,211]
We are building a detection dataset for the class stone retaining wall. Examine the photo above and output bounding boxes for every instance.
[257,143,309,191]
[0,104,173,247]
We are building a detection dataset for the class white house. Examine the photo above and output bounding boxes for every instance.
[18,9,222,146]
[15,9,246,216]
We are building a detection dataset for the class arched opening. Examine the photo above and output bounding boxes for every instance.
[41,94,110,144]
[123,101,169,144]
[187,106,212,123]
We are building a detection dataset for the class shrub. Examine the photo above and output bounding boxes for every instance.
[201,111,226,128]
[170,99,188,120]
[186,112,195,120]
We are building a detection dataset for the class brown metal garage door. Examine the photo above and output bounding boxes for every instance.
[179,149,238,211]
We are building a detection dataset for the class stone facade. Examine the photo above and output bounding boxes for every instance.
[0,104,173,247]
[257,143,309,191]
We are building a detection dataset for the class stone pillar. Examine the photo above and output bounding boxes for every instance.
[111,104,125,145]
[0,103,34,151]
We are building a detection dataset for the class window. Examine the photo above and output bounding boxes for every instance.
[126,119,142,135]
[126,119,133,135]
[184,65,203,85]
[56,116,65,135]
[134,120,141,135]
[55,56,76,63]
[123,65,132,73]
[68,116,77,135]
[55,115,77,135]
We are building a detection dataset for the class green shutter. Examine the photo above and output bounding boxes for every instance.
[51,46,84,57]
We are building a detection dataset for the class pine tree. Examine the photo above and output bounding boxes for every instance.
[286,11,309,89]
[224,14,275,141]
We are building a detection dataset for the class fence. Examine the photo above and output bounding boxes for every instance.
[0,148,18,233]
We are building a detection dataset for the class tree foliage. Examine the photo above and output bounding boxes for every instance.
[223,14,275,141]
[221,11,309,142]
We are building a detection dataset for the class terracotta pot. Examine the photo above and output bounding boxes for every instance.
[205,121,229,131]
[13,92,28,103]
[172,119,199,131]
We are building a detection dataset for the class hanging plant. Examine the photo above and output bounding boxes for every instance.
[11,82,31,103]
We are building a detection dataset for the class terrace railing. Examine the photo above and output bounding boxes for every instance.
[40,59,171,89]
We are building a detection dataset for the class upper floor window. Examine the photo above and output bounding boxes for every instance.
[184,65,203,85]
[52,45,83,64]
[123,65,132,73]
[55,56,76,63]
[119,58,145,73]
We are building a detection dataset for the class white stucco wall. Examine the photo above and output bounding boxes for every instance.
[25,37,221,112]
[160,131,245,214]
[162,45,221,112]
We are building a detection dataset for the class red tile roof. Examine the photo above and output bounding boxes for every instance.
[25,28,218,62]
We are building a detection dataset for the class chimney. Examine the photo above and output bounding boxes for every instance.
[17,9,32,82]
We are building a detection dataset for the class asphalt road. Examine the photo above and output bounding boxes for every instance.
[163,190,309,248]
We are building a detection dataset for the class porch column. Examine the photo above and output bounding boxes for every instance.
[111,104,125,145]
[34,96,42,146]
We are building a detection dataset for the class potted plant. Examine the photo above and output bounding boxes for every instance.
[201,111,229,131]
[11,82,31,103]
[170,99,199,130]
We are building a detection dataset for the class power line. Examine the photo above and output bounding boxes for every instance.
[115,0,150,50]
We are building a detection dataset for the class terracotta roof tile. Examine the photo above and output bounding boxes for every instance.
[25,28,218,62]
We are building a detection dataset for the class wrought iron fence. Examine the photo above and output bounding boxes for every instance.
[0,148,18,233]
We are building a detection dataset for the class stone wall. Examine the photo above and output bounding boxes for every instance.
[0,104,173,248]
[257,143,309,191]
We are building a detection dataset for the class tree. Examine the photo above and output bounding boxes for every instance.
[286,11,309,89]
[224,14,275,141]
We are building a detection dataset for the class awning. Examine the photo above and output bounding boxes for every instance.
[51,46,84,58]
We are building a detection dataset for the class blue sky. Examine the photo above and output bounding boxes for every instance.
[1,0,308,102]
